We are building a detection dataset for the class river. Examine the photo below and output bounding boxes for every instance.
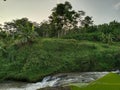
[0,72,108,90]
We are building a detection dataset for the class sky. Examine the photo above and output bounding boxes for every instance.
[0,0,120,25]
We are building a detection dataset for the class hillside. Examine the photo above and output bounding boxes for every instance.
[0,38,120,82]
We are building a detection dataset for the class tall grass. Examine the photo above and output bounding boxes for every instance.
[0,38,120,82]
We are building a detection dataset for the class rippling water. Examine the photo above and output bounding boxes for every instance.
[0,72,108,90]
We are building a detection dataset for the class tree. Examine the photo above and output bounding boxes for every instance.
[109,21,120,41]
[35,21,51,37]
[81,16,93,28]
[4,18,38,45]
[0,24,2,31]
[49,1,85,37]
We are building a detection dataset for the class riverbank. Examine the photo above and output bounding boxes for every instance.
[0,38,120,82]
[0,72,108,90]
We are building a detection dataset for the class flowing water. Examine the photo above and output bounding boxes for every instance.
[0,72,108,90]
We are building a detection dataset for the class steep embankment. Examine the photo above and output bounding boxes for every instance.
[0,38,120,82]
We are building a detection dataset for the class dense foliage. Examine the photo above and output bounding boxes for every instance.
[0,39,120,82]
[63,21,120,43]
[0,2,119,43]
[0,1,120,83]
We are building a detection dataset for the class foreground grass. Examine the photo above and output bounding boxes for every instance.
[70,73,120,90]
[0,38,120,82]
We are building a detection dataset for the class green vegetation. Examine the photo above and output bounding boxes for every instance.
[0,38,120,82]
[70,73,120,90]
[63,21,120,43]
[0,1,120,87]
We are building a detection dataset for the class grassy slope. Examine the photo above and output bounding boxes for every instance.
[70,73,120,90]
[0,38,120,82]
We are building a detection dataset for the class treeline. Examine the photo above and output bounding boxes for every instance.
[63,21,120,43]
[0,2,93,43]
[0,1,120,48]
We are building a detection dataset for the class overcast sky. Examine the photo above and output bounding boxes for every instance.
[0,0,120,25]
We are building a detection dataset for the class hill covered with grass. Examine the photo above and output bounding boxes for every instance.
[0,38,120,82]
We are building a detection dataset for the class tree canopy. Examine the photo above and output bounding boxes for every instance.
[49,1,86,37]
[0,1,120,43]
